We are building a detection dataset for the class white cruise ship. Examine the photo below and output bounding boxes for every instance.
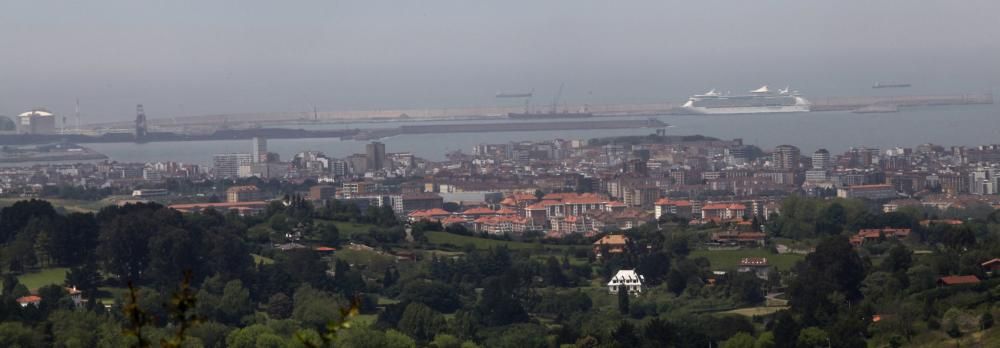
[681,86,811,115]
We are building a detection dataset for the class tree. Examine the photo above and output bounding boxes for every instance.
[610,320,639,348]
[4,229,38,273]
[187,321,232,348]
[65,259,103,300]
[482,323,548,348]
[383,267,400,289]
[788,236,866,325]
[429,334,467,348]
[292,285,344,331]
[398,280,461,313]
[667,268,688,295]
[771,311,800,348]
[636,251,670,286]
[337,327,416,348]
[755,332,775,348]
[641,317,675,348]
[226,324,285,348]
[721,332,756,348]
[981,312,994,331]
[49,212,100,266]
[543,256,568,287]
[730,271,765,305]
[617,285,630,314]
[0,199,57,243]
[397,302,447,342]
[48,309,116,348]
[98,214,155,283]
[266,293,293,319]
[318,223,340,246]
[881,244,913,273]
[218,280,253,324]
[0,322,43,347]
[146,226,204,287]
[477,275,528,326]
[796,327,829,348]
[815,202,846,235]
[946,322,962,338]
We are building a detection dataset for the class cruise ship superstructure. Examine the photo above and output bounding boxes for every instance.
[681,86,811,115]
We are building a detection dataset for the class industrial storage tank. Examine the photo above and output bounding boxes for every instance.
[17,108,56,134]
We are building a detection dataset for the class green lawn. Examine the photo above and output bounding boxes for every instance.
[16,267,69,290]
[425,231,584,251]
[720,306,788,317]
[316,220,376,238]
[690,249,804,271]
[251,253,275,265]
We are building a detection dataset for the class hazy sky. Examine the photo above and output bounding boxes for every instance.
[1,0,998,122]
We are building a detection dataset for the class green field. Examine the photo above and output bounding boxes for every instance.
[16,267,69,290]
[690,249,804,271]
[720,306,788,317]
[0,198,112,213]
[425,231,584,251]
[316,220,376,238]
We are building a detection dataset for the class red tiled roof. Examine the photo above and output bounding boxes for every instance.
[938,275,980,285]
[475,215,525,225]
[16,295,41,304]
[441,216,467,225]
[512,193,537,201]
[525,203,547,210]
[408,208,452,217]
[461,207,496,215]
[496,207,518,215]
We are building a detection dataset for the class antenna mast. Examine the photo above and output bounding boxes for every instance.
[75,98,80,134]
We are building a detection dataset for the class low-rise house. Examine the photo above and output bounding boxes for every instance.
[710,231,766,247]
[937,275,981,287]
[981,258,1000,274]
[67,286,83,307]
[700,203,747,221]
[407,208,453,223]
[473,215,527,236]
[168,201,269,216]
[592,234,629,259]
[16,295,42,308]
[737,257,772,280]
[460,207,496,221]
[607,269,644,296]
[849,228,912,246]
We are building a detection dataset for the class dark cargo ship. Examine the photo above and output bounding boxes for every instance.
[872,82,911,89]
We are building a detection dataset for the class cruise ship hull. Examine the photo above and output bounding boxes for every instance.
[682,96,812,115]
[681,104,810,115]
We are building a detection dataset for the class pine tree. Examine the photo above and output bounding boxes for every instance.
[617,285,630,314]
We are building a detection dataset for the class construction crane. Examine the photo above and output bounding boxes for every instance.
[551,83,565,113]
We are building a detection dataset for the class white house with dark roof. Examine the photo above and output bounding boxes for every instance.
[607,269,644,296]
